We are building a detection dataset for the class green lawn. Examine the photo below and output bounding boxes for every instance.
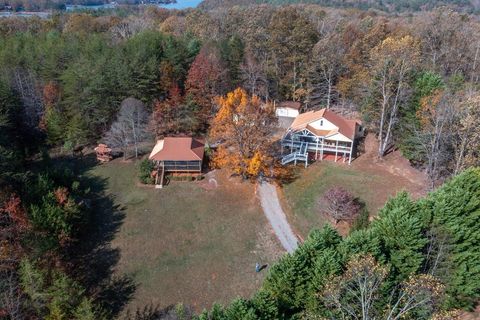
[87,160,281,313]
[282,162,418,236]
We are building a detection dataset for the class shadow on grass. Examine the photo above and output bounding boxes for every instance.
[54,154,136,317]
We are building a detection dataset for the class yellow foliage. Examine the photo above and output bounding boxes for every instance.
[417,90,444,127]
[371,34,421,67]
[209,88,277,179]
[247,151,265,177]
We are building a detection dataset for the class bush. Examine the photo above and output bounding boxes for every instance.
[139,159,154,184]
[350,206,370,232]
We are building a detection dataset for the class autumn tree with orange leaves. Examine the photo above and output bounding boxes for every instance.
[210,88,277,179]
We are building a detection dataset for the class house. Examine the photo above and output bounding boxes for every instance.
[275,101,302,118]
[281,108,364,166]
[149,137,205,188]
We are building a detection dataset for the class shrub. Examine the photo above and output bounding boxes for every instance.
[139,159,154,184]
[350,205,369,232]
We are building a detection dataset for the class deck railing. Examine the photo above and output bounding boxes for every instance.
[282,139,352,153]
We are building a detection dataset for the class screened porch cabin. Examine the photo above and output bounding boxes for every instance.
[281,109,363,166]
[149,137,205,173]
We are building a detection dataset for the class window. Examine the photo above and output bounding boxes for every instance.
[320,120,323,126]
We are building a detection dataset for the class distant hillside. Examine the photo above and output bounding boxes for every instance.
[198,0,480,12]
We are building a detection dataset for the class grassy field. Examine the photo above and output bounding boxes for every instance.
[86,160,281,313]
[282,161,423,236]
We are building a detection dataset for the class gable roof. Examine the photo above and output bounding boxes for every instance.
[289,108,360,140]
[149,137,204,161]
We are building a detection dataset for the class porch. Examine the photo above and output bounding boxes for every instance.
[281,133,354,166]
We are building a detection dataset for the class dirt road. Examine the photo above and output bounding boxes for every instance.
[258,181,298,253]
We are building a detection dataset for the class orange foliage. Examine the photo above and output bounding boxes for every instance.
[210,88,277,179]
[43,81,60,106]
[417,90,444,127]
[54,187,69,206]
[0,194,29,231]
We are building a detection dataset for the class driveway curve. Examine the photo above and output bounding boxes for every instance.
[258,181,298,253]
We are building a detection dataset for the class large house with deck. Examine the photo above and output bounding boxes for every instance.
[281,108,363,166]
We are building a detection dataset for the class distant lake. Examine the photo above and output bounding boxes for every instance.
[157,0,202,9]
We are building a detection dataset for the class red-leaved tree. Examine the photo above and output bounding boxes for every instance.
[319,187,360,224]
[185,46,226,129]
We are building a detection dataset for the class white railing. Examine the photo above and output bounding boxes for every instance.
[282,139,351,153]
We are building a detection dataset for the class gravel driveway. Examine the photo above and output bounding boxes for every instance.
[258,181,298,253]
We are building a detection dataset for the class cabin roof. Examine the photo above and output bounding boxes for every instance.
[277,101,302,110]
[290,108,360,139]
[149,137,204,161]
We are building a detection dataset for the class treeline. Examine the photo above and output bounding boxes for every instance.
[199,0,480,13]
[195,168,480,319]
[1,5,479,186]
[0,78,104,317]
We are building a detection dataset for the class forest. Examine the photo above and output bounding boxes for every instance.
[0,2,479,319]
[198,0,480,12]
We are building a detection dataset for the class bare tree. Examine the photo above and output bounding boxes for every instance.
[385,274,444,320]
[11,68,43,129]
[308,33,344,109]
[370,35,420,157]
[0,271,24,320]
[105,98,150,160]
[415,9,479,81]
[241,51,268,100]
[110,16,154,41]
[323,254,388,319]
[322,254,445,320]
[318,187,360,224]
[453,90,480,175]
[411,91,455,189]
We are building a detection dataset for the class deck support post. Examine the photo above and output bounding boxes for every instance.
[349,142,353,165]
[315,138,319,160]
[320,138,324,161]
[335,140,338,162]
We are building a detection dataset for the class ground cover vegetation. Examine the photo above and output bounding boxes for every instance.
[0,2,479,318]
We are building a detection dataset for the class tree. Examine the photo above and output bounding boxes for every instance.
[267,7,318,100]
[150,85,199,138]
[209,88,277,179]
[421,168,480,309]
[220,35,245,89]
[185,45,227,129]
[307,33,345,108]
[241,50,268,99]
[105,98,150,159]
[322,254,445,320]
[398,71,444,164]
[411,90,455,189]
[318,187,360,224]
[41,82,63,146]
[369,35,420,157]
[453,90,480,174]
